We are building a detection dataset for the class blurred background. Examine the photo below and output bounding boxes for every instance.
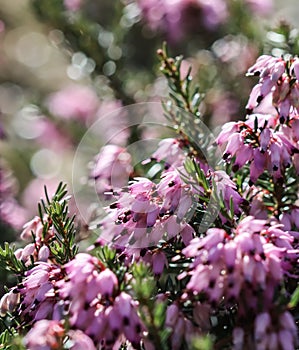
[0,0,298,247]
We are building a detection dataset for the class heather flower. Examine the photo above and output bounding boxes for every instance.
[182,216,299,311]
[23,320,65,350]
[47,85,99,123]
[149,138,186,170]
[247,187,270,219]
[216,114,299,182]
[57,254,143,348]
[0,290,20,316]
[246,55,299,121]
[137,0,228,43]
[164,302,203,350]
[232,310,298,350]
[210,170,246,216]
[21,216,46,241]
[18,215,55,264]
[90,145,133,195]
[67,330,96,350]
[15,262,63,322]
[97,169,195,251]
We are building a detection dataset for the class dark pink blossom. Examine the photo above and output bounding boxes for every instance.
[233,311,299,350]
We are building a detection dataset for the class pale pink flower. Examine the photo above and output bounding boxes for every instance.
[0,290,20,316]
[98,170,195,253]
[15,262,63,322]
[217,114,298,182]
[64,0,84,12]
[47,85,99,123]
[182,216,299,310]
[56,254,143,348]
[90,145,133,194]
[245,0,273,15]
[24,320,64,350]
[67,330,96,350]
[246,55,299,122]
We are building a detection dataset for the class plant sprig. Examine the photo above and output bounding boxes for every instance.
[38,182,78,265]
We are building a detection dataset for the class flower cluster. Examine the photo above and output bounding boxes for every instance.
[136,0,228,43]
[246,55,299,122]
[182,216,299,348]
[98,169,195,251]
[1,253,144,349]
[24,319,97,350]
[137,0,272,43]
[233,311,297,350]
[56,253,143,348]
[3,5,299,347]
[217,113,299,182]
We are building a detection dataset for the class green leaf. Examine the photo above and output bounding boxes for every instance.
[288,285,299,308]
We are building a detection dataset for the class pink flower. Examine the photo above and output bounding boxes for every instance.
[67,330,96,350]
[149,138,185,170]
[164,302,203,350]
[245,0,273,15]
[56,254,143,347]
[182,216,299,310]
[97,268,118,298]
[64,0,84,11]
[47,85,99,123]
[246,55,299,122]
[137,0,228,43]
[0,290,20,316]
[90,145,133,194]
[97,170,195,254]
[216,114,299,182]
[15,262,63,322]
[24,320,65,350]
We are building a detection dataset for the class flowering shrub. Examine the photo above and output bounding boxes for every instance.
[1,1,299,350]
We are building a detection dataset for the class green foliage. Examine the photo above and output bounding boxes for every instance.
[158,43,203,117]
[132,263,170,350]
[0,243,26,275]
[0,329,25,350]
[95,245,127,287]
[39,182,78,265]
[289,284,299,308]
[190,335,213,350]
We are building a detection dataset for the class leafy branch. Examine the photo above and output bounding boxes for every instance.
[132,263,170,350]
[38,182,78,265]
[158,43,203,116]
